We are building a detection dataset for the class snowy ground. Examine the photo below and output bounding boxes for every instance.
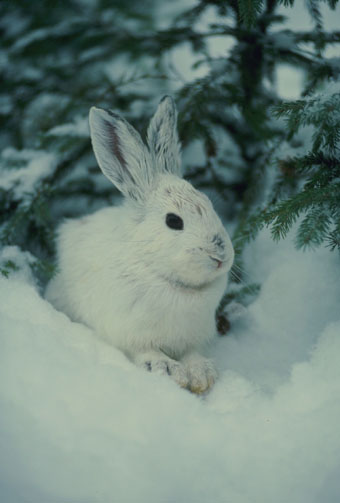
[1,227,339,503]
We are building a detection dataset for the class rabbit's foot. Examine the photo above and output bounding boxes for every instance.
[134,351,189,389]
[182,353,218,394]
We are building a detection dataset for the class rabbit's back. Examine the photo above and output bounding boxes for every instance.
[45,206,126,323]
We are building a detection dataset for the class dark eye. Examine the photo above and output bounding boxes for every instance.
[166,213,184,230]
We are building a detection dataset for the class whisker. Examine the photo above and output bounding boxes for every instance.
[232,262,255,282]
[231,276,249,291]
[230,269,249,288]
[230,269,242,283]
[230,262,260,296]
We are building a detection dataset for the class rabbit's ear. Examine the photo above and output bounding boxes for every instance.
[147,96,182,177]
[89,107,153,202]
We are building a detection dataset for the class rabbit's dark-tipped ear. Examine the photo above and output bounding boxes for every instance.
[147,96,182,177]
[89,107,153,202]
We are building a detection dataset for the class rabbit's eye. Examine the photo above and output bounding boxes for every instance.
[166,213,184,230]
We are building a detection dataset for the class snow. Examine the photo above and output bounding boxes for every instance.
[0,148,56,199]
[0,94,13,116]
[1,228,340,503]
[11,20,75,53]
[47,116,89,138]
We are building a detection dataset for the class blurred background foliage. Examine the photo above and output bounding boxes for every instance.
[0,0,340,308]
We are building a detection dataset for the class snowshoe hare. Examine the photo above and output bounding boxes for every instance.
[46,96,234,394]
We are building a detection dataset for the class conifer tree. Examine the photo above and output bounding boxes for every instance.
[233,1,340,258]
[235,83,340,254]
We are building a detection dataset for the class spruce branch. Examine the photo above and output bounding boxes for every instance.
[295,209,331,249]
[238,0,264,28]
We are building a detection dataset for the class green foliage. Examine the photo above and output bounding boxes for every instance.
[236,85,340,253]
[0,259,19,278]
[238,0,264,27]
[274,92,340,153]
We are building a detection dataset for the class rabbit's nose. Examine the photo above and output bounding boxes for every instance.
[212,234,225,250]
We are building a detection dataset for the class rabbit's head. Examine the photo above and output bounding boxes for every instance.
[89,96,234,289]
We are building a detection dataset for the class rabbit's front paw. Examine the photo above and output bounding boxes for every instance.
[135,352,189,389]
[182,353,218,394]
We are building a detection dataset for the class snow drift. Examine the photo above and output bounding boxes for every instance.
[1,229,340,503]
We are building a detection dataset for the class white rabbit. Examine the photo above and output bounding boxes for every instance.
[45,96,234,394]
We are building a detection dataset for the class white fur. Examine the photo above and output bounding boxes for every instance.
[46,96,234,393]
